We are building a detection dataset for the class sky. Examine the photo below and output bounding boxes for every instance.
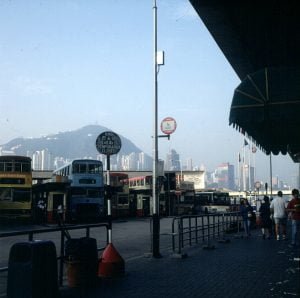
[0,0,299,188]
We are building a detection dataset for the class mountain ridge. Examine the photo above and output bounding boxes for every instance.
[0,125,147,160]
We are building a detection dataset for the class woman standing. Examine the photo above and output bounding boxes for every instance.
[258,196,272,239]
[240,199,252,237]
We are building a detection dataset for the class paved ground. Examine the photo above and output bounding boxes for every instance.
[60,230,300,298]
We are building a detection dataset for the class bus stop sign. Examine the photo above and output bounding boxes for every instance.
[161,117,177,135]
[96,131,122,156]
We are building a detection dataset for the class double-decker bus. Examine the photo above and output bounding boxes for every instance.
[174,181,195,215]
[106,172,131,218]
[194,190,231,214]
[53,159,105,221]
[127,175,165,216]
[0,155,32,220]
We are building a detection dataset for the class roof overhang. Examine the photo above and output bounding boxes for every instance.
[189,0,300,161]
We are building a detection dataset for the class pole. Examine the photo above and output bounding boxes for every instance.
[253,149,256,185]
[243,145,246,191]
[299,163,300,189]
[180,160,183,181]
[248,145,251,191]
[106,155,112,243]
[152,0,160,258]
[269,153,273,198]
[238,152,241,191]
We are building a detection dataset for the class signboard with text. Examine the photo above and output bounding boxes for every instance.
[96,131,122,156]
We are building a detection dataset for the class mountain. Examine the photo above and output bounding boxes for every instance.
[0,125,146,159]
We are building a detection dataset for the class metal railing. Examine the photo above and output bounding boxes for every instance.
[172,212,241,255]
[0,222,109,286]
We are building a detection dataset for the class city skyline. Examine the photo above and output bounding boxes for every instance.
[4,144,294,191]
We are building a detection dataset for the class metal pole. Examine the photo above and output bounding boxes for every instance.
[152,0,160,258]
[237,152,240,191]
[248,145,251,191]
[243,145,246,191]
[299,163,300,189]
[269,153,273,198]
[107,155,112,243]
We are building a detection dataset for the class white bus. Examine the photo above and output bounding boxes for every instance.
[194,190,231,214]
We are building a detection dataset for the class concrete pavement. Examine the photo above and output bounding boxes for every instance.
[60,228,300,298]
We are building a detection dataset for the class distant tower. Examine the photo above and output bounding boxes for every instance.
[186,158,193,171]
[165,149,180,171]
[215,163,235,190]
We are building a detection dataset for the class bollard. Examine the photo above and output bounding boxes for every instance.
[65,237,98,287]
[7,240,58,298]
[98,243,125,278]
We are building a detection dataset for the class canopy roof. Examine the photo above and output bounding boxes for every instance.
[189,0,300,161]
[229,67,300,156]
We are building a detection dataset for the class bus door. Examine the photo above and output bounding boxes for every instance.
[142,196,150,216]
[129,194,137,217]
[48,193,65,223]
[136,194,150,217]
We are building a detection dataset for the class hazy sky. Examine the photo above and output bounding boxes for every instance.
[0,0,298,187]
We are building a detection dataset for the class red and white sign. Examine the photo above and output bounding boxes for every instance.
[161,117,177,135]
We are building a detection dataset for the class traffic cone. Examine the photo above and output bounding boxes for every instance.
[98,243,125,278]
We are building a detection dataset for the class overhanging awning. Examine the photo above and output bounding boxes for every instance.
[229,67,300,161]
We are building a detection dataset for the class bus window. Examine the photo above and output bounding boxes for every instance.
[87,189,102,198]
[6,162,13,172]
[22,163,31,173]
[14,162,21,172]
[0,188,12,200]
[72,164,79,174]
[13,189,31,202]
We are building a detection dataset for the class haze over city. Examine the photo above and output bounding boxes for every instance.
[0,0,298,187]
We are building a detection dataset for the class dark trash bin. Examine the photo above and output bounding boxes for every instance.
[7,240,58,298]
[65,237,98,287]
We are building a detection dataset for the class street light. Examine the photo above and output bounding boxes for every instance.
[152,0,164,258]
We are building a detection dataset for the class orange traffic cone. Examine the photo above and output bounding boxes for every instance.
[98,243,125,278]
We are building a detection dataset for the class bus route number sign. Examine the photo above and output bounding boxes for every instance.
[96,131,122,156]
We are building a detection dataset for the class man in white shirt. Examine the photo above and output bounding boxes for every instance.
[270,191,287,240]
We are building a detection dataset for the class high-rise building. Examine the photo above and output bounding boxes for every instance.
[186,158,193,171]
[137,152,152,170]
[238,164,254,191]
[165,149,180,171]
[215,163,235,190]
[32,149,53,170]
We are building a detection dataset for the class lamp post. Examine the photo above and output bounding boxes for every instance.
[152,0,160,258]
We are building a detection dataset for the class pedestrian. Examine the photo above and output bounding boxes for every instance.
[36,199,46,224]
[240,199,252,237]
[258,196,272,239]
[286,188,300,247]
[270,191,287,240]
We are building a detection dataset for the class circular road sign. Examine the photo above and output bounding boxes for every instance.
[96,131,122,156]
[161,117,177,135]
[255,181,261,189]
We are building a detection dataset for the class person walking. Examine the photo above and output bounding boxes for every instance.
[258,196,272,239]
[286,188,300,247]
[270,191,287,240]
